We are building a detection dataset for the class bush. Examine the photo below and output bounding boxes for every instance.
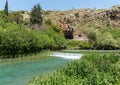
[0,22,67,58]
[82,26,120,50]
[46,29,67,49]
[67,40,92,49]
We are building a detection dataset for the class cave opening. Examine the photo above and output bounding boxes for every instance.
[63,30,73,39]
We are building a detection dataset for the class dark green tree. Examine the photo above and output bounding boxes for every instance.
[30,4,43,25]
[4,0,8,16]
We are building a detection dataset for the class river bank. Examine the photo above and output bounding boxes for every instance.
[28,52,120,85]
[0,51,51,65]
[0,50,119,85]
[0,51,83,85]
[0,50,119,65]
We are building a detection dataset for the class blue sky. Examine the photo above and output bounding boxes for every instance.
[0,0,120,11]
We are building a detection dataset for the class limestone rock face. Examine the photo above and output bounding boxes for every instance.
[59,14,75,39]
[106,6,120,27]
[57,6,120,40]
[21,5,120,40]
[21,11,30,20]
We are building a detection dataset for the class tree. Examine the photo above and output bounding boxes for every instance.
[4,0,8,16]
[84,28,97,49]
[30,4,43,25]
[10,12,23,24]
[97,32,117,49]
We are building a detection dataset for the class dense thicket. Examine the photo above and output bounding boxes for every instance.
[67,40,92,49]
[66,26,120,50]
[82,27,120,50]
[28,53,120,85]
[0,3,67,58]
[0,11,23,24]
[0,18,66,58]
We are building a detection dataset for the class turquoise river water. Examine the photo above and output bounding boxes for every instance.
[0,57,71,85]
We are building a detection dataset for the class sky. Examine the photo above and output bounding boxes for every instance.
[0,0,120,11]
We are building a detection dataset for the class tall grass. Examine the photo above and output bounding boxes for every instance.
[0,50,52,65]
[61,50,120,54]
[28,53,120,85]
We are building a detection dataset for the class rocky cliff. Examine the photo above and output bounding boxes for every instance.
[44,5,120,39]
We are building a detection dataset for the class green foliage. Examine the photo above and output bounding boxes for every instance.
[46,29,67,49]
[9,11,23,24]
[96,32,118,49]
[4,0,8,16]
[44,19,67,49]
[0,51,51,64]
[102,27,120,39]
[30,4,43,25]
[0,10,23,24]
[0,11,9,22]
[82,27,120,49]
[45,19,62,33]
[67,40,80,49]
[0,9,67,58]
[45,19,52,25]
[28,53,120,85]
[67,40,92,49]
[83,28,97,47]
[0,22,67,58]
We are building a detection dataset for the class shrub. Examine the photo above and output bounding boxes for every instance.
[0,22,67,58]
[67,40,92,49]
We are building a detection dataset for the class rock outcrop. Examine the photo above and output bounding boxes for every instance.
[21,5,120,40]
[56,6,120,39]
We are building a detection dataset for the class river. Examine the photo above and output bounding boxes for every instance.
[0,52,82,85]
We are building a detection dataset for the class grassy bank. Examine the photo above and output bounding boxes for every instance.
[61,50,120,54]
[0,50,52,65]
[28,52,120,85]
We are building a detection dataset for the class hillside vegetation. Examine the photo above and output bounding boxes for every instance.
[44,5,120,50]
[0,4,67,58]
[0,4,120,58]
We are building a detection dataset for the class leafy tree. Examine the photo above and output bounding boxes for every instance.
[30,4,43,25]
[96,32,117,49]
[0,21,67,58]
[116,38,120,47]
[4,0,8,16]
[83,28,97,49]
[9,12,23,24]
